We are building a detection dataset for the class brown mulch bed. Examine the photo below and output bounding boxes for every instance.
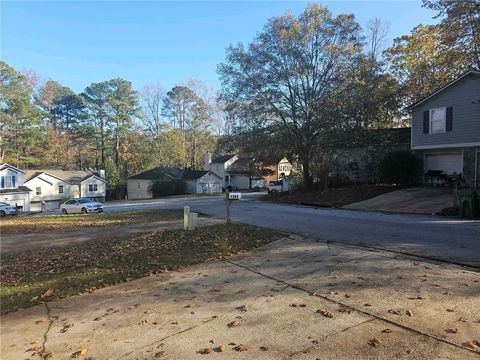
[263,185,400,208]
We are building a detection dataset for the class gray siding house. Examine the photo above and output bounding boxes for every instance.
[127,167,222,199]
[408,69,480,188]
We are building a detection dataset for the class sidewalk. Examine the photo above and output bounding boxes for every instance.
[1,236,479,359]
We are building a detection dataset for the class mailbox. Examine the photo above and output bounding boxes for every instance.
[228,192,241,200]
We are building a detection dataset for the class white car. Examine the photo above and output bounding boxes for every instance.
[60,198,104,214]
[0,202,17,217]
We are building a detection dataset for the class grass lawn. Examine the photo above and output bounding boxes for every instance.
[264,184,400,208]
[0,209,183,235]
[0,223,283,314]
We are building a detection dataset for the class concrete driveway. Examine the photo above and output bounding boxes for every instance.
[2,235,479,359]
[344,187,455,215]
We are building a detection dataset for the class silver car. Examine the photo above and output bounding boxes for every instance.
[60,198,104,214]
[0,202,17,217]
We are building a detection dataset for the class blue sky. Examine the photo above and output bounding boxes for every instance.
[1,1,436,93]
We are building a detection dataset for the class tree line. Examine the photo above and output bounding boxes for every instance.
[1,0,478,191]
[0,65,222,193]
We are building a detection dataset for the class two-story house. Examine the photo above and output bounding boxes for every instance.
[24,169,106,211]
[408,69,480,188]
[0,163,31,211]
[203,153,251,190]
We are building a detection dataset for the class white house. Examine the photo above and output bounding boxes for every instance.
[24,169,106,211]
[0,163,31,212]
[204,153,251,190]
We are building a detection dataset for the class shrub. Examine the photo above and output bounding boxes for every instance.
[379,151,420,185]
[151,180,184,198]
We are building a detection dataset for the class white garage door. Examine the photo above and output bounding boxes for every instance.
[425,152,463,175]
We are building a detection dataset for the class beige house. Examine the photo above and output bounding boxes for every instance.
[127,167,222,200]
[204,153,251,190]
[278,157,293,178]
[24,170,106,211]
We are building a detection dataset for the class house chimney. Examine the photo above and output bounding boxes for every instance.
[204,153,212,171]
[99,169,105,179]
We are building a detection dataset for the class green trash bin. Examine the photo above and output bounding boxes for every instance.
[457,189,479,218]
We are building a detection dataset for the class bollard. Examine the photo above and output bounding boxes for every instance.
[184,206,190,230]
[187,212,198,230]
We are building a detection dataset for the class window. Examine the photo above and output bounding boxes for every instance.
[58,185,64,194]
[2,175,15,188]
[429,107,446,134]
[36,187,41,195]
[88,183,98,192]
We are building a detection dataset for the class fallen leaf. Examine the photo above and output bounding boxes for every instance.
[458,317,468,322]
[369,338,382,347]
[464,340,480,349]
[227,319,240,328]
[233,344,251,352]
[364,303,372,307]
[446,308,455,312]
[382,328,393,333]
[152,321,161,325]
[236,304,248,312]
[154,350,165,357]
[388,309,401,315]
[198,347,212,354]
[406,310,413,316]
[259,346,269,351]
[72,348,88,357]
[316,309,334,318]
[43,352,53,359]
[42,288,54,297]
[214,346,225,353]
[445,328,459,334]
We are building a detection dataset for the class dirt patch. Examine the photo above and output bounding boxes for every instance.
[263,185,399,207]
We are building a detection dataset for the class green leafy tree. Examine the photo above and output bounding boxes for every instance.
[423,0,480,68]
[0,61,44,167]
[107,78,140,170]
[82,81,113,168]
[385,24,470,105]
[218,4,363,189]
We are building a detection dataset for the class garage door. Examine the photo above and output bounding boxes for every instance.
[425,152,463,175]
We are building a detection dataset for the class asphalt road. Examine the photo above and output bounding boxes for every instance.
[40,193,480,267]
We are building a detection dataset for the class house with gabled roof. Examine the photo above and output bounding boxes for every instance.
[203,153,251,190]
[24,169,106,211]
[0,163,31,212]
[127,167,222,199]
[407,69,480,187]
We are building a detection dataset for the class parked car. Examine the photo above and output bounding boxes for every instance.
[60,198,104,214]
[0,202,18,217]
[268,180,283,193]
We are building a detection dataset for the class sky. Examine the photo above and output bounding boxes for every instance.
[1,1,437,93]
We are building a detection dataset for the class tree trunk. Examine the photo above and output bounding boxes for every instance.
[302,159,313,190]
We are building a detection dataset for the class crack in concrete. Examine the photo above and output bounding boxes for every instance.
[118,315,219,359]
[40,302,54,357]
[226,259,480,355]
[287,318,377,358]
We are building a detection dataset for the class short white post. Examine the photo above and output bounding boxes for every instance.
[184,206,190,230]
[188,212,198,230]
